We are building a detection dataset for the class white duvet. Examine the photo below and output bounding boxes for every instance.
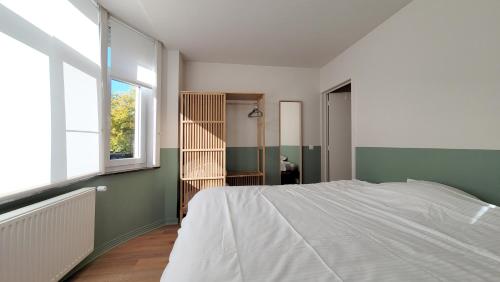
[162,181,500,281]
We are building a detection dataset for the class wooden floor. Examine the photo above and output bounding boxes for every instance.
[69,225,179,282]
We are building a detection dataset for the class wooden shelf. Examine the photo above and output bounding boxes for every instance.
[227,171,263,177]
[181,176,225,181]
[226,92,264,101]
[181,120,224,123]
[226,171,263,186]
[181,148,225,152]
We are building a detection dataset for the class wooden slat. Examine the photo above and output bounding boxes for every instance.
[179,92,226,223]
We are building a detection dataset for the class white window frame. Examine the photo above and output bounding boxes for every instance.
[100,8,162,175]
[105,77,150,173]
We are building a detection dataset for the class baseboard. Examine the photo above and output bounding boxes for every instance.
[62,217,178,281]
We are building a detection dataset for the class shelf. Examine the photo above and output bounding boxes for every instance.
[225,92,264,101]
[181,176,225,181]
[181,120,224,123]
[227,171,263,178]
[181,148,224,152]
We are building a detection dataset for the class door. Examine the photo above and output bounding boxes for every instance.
[328,92,352,180]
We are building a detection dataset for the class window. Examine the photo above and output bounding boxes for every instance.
[108,80,149,168]
[105,16,160,172]
[0,1,162,202]
[110,80,138,160]
[0,0,101,203]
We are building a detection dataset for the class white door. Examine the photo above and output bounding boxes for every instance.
[328,92,352,180]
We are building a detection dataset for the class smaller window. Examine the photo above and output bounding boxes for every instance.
[108,79,148,170]
[110,80,137,160]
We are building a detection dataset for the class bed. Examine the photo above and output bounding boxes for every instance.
[161,180,500,281]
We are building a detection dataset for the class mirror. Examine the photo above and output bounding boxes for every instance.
[279,101,302,184]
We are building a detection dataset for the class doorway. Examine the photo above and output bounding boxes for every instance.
[321,82,352,181]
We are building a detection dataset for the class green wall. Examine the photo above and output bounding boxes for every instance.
[0,148,179,278]
[266,147,281,184]
[226,147,259,171]
[356,147,500,205]
[303,146,322,184]
[280,146,301,167]
[227,146,321,185]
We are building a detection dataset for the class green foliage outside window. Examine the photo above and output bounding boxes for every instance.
[110,88,136,155]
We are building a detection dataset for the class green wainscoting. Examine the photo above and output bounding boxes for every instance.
[356,147,500,205]
[0,148,179,279]
[266,146,281,184]
[303,146,322,184]
[226,147,259,171]
[226,146,280,184]
[227,146,321,185]
[280,146,301,168]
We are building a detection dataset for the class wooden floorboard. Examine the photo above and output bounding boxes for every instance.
[69,225,179,282]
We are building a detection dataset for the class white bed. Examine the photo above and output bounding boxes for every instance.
[162,180,500,281]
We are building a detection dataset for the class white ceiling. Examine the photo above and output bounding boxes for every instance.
[98,0,412,67]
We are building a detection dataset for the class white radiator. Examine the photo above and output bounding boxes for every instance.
[0,188,95,282]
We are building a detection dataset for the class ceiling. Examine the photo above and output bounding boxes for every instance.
[98,0,412,67]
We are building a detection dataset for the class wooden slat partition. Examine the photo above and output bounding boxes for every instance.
[179,91,266,222]
[179,92,226,221]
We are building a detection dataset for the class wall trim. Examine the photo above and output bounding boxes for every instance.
[62,217,178,281]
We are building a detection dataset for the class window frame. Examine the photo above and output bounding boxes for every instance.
[0,0,103,204]
[105,76,150,173]
[102,14,161,175]
[0,3,162,204]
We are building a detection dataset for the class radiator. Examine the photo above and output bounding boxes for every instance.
[0,188,96,282]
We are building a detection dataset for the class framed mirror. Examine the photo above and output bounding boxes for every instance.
[279,101,302,184]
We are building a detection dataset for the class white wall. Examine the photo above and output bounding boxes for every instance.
[160,49,183,148]
[320,0,500,150]
[184,62,319,147]
[280,102,302,146]
[226,103,258,147]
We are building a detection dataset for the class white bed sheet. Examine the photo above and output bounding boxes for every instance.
[162,180,500,281]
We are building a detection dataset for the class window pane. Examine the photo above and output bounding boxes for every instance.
[63,62,98,132]
[66,132,99,178]
[1,0,100,64]
[0,32,51,197]
[0,0,101,201]
[110,80,137,159]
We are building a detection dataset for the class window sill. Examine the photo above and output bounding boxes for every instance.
[103,164,159,175]
[0,173,98,206]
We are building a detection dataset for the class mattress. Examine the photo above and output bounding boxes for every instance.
[161,180,500,281]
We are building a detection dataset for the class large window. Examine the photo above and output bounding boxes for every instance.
[0,0,101,203]
[0,1,162,202]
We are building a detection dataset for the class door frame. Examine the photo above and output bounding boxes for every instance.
[320,79,353,182]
